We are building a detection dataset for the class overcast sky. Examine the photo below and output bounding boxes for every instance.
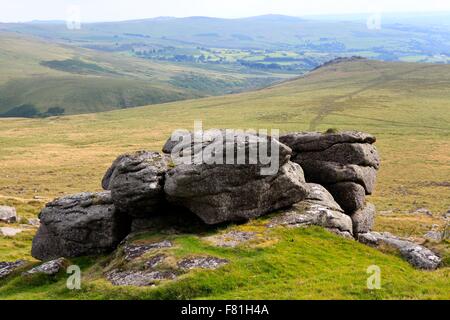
[1,0,450,22]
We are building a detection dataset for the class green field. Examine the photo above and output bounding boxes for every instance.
[0,32,288,116]
[0,59,449,299]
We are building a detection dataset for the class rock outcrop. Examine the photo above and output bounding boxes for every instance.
[32,192,130,261]
[279,131,379,215]
[27,129,443,272]
[0,206,17,224]
[103,151,172,217]
[164,130,309,224]
[358,232,442,270]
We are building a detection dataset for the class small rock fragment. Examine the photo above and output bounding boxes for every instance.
[0,206,17,224]
[0,260,27,279]
[0,227,23,237]
[24,258,66,276]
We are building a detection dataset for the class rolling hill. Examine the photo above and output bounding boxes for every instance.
[2,14,450,62]
[0,58,449,299]
[0,32,287,116]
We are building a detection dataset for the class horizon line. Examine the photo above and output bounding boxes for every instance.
[1,10,450,24]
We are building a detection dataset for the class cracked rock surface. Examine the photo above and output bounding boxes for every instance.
[165,129,309,225]
[280,131,379,215]
[269,184,354,238]
[103,151,172,217]
[32,192,130,261]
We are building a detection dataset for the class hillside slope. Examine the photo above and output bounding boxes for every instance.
[0,32,285,116]
[0,59,449,299]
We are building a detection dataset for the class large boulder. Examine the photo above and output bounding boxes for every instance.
[280,131,380,215]
[164,130,309,225]
[32,192,130,261]
[102,151,172,217]
[358,232,441,270]
[0,206,17,224]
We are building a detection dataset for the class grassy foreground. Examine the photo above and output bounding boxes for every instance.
[0,225,449,300]
[0,59,449,299]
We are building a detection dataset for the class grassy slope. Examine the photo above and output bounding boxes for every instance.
[0,59,449,299]
[0,32,286,115]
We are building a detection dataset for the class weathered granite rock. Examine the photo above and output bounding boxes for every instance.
[178,256,228,270]
[326,182,366,213]
[305,183,343,212]
[0,260,26,279]
[144,254,167,269]
[0,206,17,223]
[294,143,380,169]
[164,129,292,167]
[106,269,176,286]
[299,161,377,194]
[27,218,40,227]
[358,232,441,270]
[103,151,172,217]
[443,224,449,240]
[424,231,443,242]
[0,227,23,237]
[351,203,376,235]
[166,161,309,225]
[24,258,67,276]
[123,240,172,261]
[164,130,309,224]
[269,184,354,238]
[269,203,354,238]
[32,192,130,261]
[279,131,376,153]
[280,131,379,216]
